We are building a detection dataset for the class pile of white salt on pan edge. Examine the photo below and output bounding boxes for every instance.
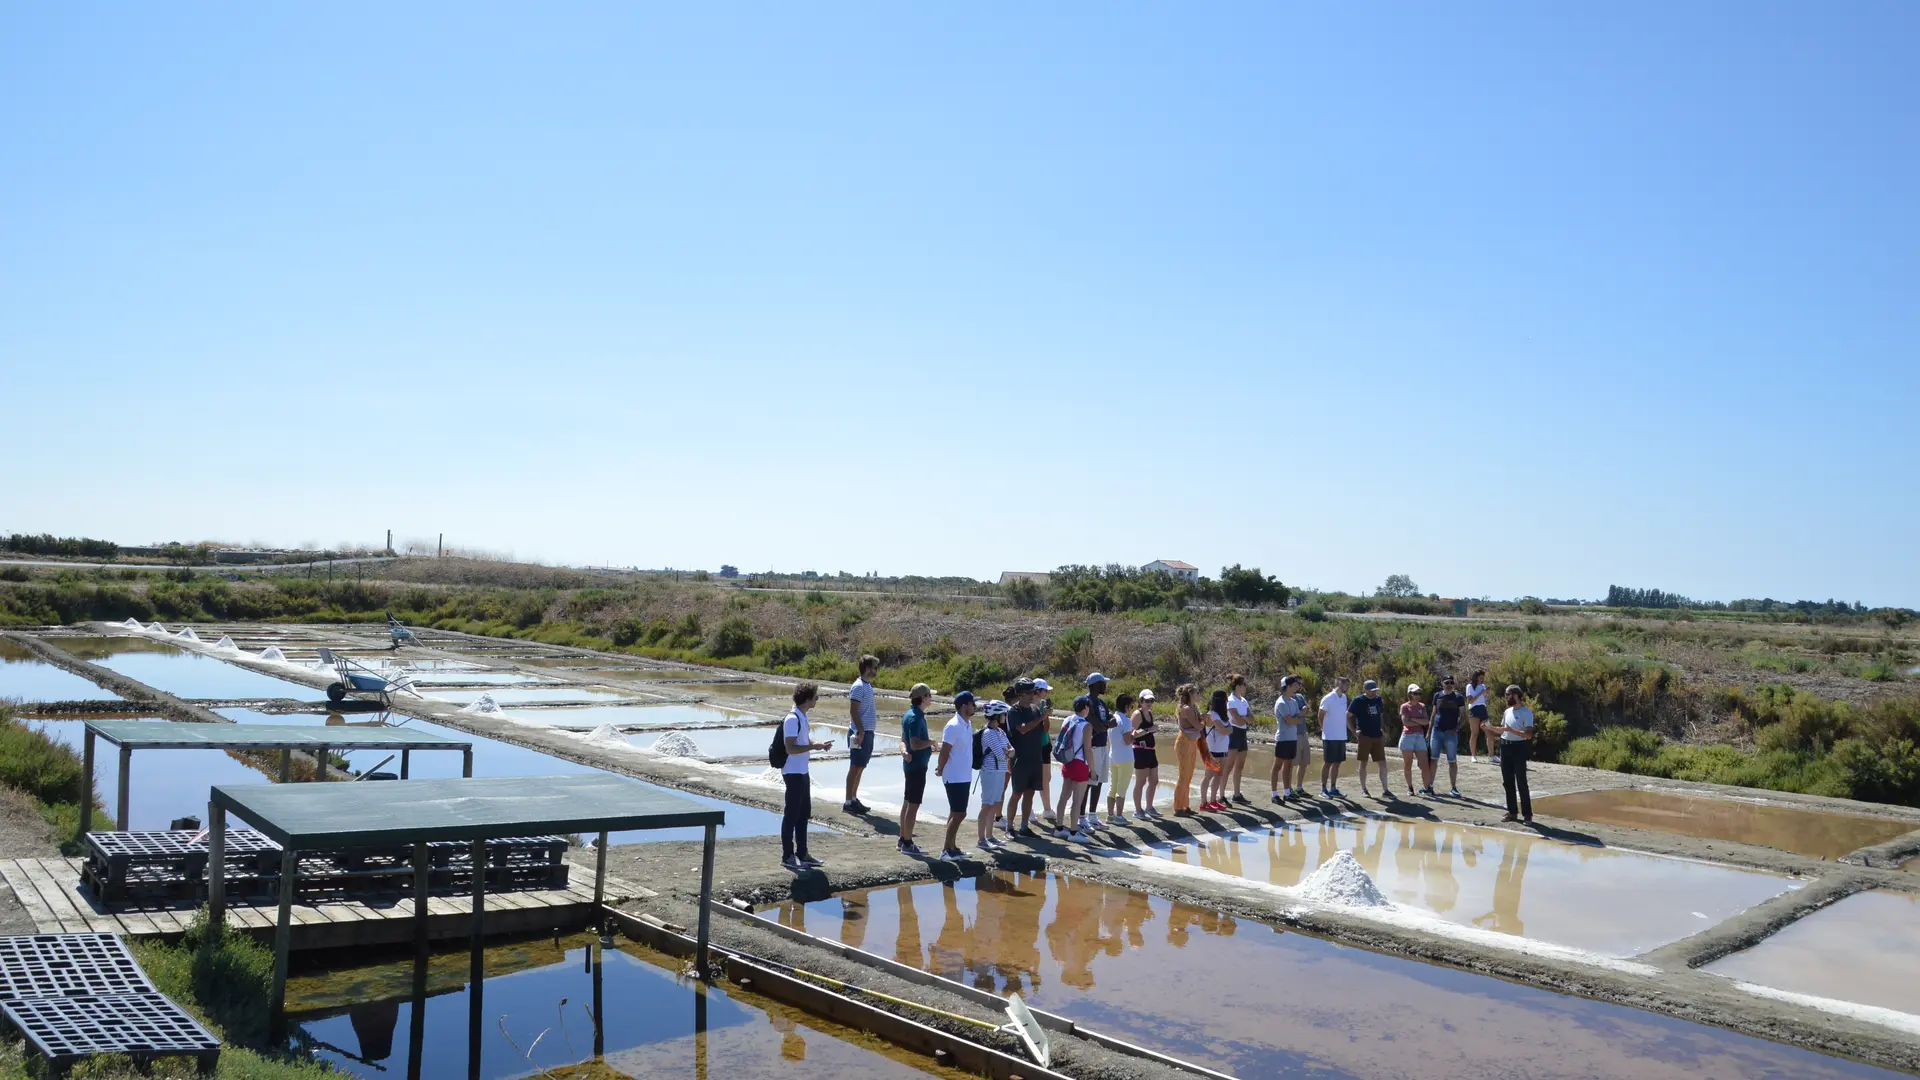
[580,723,636,751]
[1297,850,1390,907]
[646,731,703,759]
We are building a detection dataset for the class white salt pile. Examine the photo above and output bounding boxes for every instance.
[214,636,237,651]
[648,731,703,759]
[258,646,288,662]
[743,766,785,786]
[121,618,144,630]
[580,723,635,751]
[145,622,168,634]
[460,693,503,714]
[1297,851,1390,908]
[176,627,201,642]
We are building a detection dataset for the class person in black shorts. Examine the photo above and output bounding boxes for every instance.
[1005,679,1047,836]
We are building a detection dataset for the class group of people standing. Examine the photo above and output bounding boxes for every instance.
[774,655,1539,871]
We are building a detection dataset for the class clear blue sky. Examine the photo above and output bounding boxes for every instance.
[4,4,1916,605]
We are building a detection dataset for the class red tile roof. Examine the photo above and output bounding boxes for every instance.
[1153,560,1198,571]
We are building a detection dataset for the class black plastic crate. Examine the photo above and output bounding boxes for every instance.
[0,935,153,1002]
[0,992,219,1073]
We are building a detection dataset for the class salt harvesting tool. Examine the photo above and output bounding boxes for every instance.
[387,612,420,648]
[711,943,1051,1067]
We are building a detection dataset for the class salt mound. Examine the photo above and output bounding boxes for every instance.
[649,731,702,759]
[742,766,785,786]
[146,622,168,634]
[580,723,634,751]
[1298,851,1390,908]
[214,636,237,651]
[461,694,503,715]
[176,628,201,642]
[258,646,287,662]
[121,618,144,630]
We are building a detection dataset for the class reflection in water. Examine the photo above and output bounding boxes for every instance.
[1153,813,1792,955]
[91,648,318,699]
[1705,890,1920,1017]
[0,640,123,701]
[777,873,1903,1080]
[291,938,954,1080]
[1530,788,1917,860]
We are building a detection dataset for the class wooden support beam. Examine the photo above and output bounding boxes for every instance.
[115,746,131,831]
[271,846,298,1034]
[696,822,716,978]
[207,801,226,924]
[468,837,485,1080]
[77,728,96,845]
[280,749,292,784]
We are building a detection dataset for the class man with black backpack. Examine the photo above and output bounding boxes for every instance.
[935,691,979,862]
[773,683,833,872]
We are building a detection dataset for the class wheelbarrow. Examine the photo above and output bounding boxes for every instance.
[319,647,420,706]
[387,611,420,649]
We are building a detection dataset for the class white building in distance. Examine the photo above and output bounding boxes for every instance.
[1143,560,1199,583]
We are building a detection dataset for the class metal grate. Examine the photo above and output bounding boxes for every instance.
[0,935,153,1002]
[87,830,281,860]
[1,992,220,1072]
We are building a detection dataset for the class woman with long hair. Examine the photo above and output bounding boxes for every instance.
[1106,692,1135,824]
[1465,669,1492,762]
[1224,673,1252,804]
[1131,688,1161,817]
[1173,683,1202,815]
[1202,689,1233,811]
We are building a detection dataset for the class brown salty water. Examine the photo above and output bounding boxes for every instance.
[1704,889,1920,1017]
[1142,813,1795,955]
[1530,787,1917,860]
[774,871,1906,1080]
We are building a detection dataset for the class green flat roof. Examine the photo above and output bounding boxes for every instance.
[84,719,470,752]
[211,773,725,848]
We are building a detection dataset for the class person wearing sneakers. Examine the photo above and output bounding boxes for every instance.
[1271,675,1309,802]
[1318,677,1351,798]
[844,654,880,815]
[1398,683,1433,795]
[1491,684,1536,823]
[1202,689,1232,811]
[1465,670,1492,762]
[936,692,979,861]
[1006,679,1047,836]
[1131,689,1161,817]
[976,700,1014,851]
[1224,674,1253,804]
[1106,692,1135,824]
[1083,675,1115,829]
[1350,679,1392,799]
[1430,675,1467,797]
[780,683,833,872]
[1033,678,1058,825]
[898,683,935,856]
[1054,697,1094,842]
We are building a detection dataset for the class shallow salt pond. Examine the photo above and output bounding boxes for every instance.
[632,725,780,760]
[773,872,1904,1080]
[290,936,956,1080]
[90,647,320,699]
[24,716,279,830]
[1530,787,1916,860]
[1704,889,1920,1016]
[1142,813,1796,956]
[430,687,636,705]
[0,640,121,702]
[498,703,756,729]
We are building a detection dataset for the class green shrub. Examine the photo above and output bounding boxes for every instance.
[706,616,755,658]
[757,637,808,666]
[0,713,87,805]
[858,635,910,667]
[949,654,1007,694]
[1296,601,1327,623]
[1048,628,1092,674]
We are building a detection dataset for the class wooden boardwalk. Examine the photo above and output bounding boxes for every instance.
[0,857,650,950]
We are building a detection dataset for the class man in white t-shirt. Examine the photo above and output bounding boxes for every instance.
[781,683,833,871]
[844,655,880,815]
[1318,677,1351,798]
[935,691,979,862]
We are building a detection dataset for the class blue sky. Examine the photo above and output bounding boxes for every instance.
[3,4,1915,605]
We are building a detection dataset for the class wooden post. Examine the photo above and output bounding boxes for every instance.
[206,801,226,925]
[468,837,486,1080]
[116,746,132,831]
[400,748,411,780]
[696,822,716,979]
[591,937,605,1059]
[270,847,298,1033]
[593,830,608,908]
[314,747,327,782]
[77,728,96,845]
[279,749,292,784]
[413,842,430,960]
[461,748,473,778]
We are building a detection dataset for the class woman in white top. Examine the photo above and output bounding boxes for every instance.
[1202,689,1233,811]
[1224,674,1252,804]
[1464,669,1492,762]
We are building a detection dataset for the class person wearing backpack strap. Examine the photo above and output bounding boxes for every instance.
[780,683,832,872]
[936,692,980,862]
[976,700,1013,852]
[1053,697,1094,843]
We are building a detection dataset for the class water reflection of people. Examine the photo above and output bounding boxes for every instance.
[1045,874,1106,990]
[991,873,1044,994]
[930,883,972,982]
[767,1015,807,1061]
[348,1001,399,1062]
[1474,836,1528,937]
[894,884,924,970]
[838,896,866,952]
